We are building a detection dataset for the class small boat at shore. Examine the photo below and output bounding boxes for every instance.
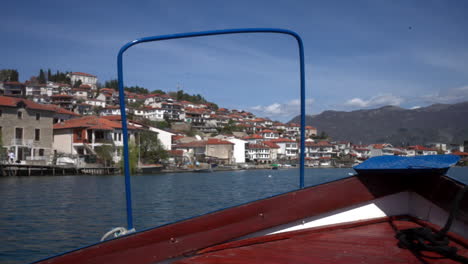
[31,28,468,264]
[138,164,164,174]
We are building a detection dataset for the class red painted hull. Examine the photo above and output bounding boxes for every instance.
[33,173,468,264]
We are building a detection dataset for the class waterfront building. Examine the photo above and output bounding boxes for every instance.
[352,145,371,160]
[173,138,234,165]
[406,145,438,156]
[304,141,337,162]
[262,141,280,161]
[245,143,272,164]
[53,116,139,164]
[222,137,247,164]
[270,138,298,160]
[0,96,78,164]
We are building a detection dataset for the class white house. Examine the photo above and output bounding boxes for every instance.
[226,137,247,164]
[100,106,126,116]
[53,116,139,164]
[259,129,279,140]
[67,72,98,90]
[132,107,165,121]
[269,138,298,160]
[147,127,175,150]
[85,99,106,108]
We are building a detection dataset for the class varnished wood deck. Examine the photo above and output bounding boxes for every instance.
[174,217,468,264]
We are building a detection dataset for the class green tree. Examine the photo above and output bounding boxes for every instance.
[104,79,119,90]
[151,89,166,95]
[47,69,52,82]
[73,79,82,88]
[94,145,115,166]
[119,143,138,174]
[0,69,19,82]
[139,130,168,164]
[38,69,46,84]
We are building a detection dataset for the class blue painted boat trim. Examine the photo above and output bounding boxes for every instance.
[353,155,460,176]
[117,28,307,231]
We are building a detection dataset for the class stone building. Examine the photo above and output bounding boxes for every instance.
[0,96,54,164]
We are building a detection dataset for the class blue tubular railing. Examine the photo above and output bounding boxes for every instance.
[117,28,306,231]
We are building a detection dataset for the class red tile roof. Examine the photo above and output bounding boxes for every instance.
[305,141,333,147]
[53,116,138,130]
[263,141,280,148]
[243,134,264,140]
[0,96,79,116]
[269,138,296,143]
[247,143,269,149]
[172,135,185,142]
[206,138,234,145]
[260,129,277,134]
[174,141,207,148]
[79,84,92,89]
[287,123,300,127]
[451,151,468,156]
[408,145,437,151]
[71,72,96,77]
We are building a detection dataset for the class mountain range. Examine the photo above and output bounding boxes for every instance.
[289,102,468,146]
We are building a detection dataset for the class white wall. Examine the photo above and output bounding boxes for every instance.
[148,127,174,150]
[227,137,246,163]
[53,129,74,154]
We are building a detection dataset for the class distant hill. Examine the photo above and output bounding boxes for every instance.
[289,102,468,145]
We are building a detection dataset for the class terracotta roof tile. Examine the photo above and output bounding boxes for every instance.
[71,72,96,77]
[53,116,138,130]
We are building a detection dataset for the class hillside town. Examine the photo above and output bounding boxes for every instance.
[1,71,467,174]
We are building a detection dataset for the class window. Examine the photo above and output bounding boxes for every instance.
[35,129,40,141]
[15,128,23,139]
[39,149,44,156]
[17,111,23,119]
[36,113,40,120]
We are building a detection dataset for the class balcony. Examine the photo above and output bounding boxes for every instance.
[94,138,114,144]
[11,139,34,146]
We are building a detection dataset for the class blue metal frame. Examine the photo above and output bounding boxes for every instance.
[117,28,306,231]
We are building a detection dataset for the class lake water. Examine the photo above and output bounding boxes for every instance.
[1,167,467,264]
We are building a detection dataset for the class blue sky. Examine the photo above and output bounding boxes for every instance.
[1,0,467,121]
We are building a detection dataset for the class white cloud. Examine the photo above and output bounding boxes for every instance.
[344,94,404,108]
[421,85,468,104]
[249,99,314,121]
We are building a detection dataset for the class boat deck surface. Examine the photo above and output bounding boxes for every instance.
[173,217,468,264]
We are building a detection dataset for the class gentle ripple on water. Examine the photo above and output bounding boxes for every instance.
[0,167,467,264]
